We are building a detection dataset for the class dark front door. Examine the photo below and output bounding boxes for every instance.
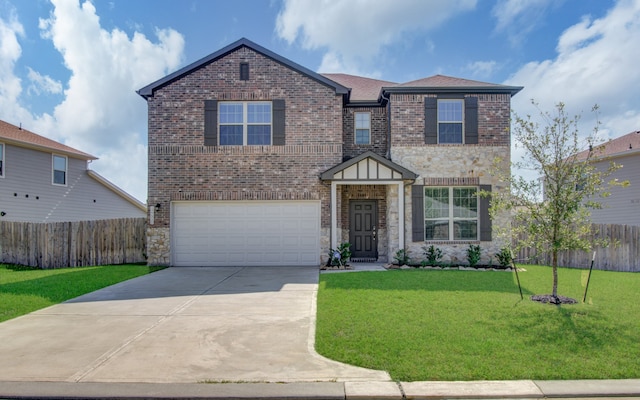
[349,200,378,260]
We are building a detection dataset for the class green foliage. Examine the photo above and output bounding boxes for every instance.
[466,244,482,268]
[393,248,410,266]
[422,244,443,265]
[328,243,352,267]
[495,247,513,269]
[0,264,154,323]
[316,265,640,381]
[485,101,627,297]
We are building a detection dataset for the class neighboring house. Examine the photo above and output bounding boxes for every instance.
[575,130,640,225]
[138,38,522,267]
[0,120,146,222]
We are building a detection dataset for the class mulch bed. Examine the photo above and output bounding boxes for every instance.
[531,294,578,304]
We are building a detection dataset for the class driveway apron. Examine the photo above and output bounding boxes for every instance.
[0,267,390,383]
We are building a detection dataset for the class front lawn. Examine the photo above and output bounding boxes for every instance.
[0,264,159,323]
[316,265,640,381]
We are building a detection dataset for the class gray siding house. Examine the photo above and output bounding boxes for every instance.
[577,130,640,226]
[0,120,146,222]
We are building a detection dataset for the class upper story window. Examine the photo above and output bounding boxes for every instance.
[424,96,478,145]
[52,154,67,185]
[0,143,4,178]
[438,99,463,144]
[424,186,478,241]
[219,102,272,145]
[354,112,371,145]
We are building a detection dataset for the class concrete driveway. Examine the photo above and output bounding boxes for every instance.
[0,267,390,384]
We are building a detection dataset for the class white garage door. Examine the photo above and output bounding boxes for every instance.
[172,201,321,266]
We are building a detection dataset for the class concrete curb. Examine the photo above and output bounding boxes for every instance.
[1,379,639,400]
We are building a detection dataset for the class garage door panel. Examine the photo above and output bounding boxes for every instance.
[172,201,320,266]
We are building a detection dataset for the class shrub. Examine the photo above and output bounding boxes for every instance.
[393,248,411,266]
[328,243,352,267]
[466,244,482,268]
[422,244,443,266]
[496,246,513,269]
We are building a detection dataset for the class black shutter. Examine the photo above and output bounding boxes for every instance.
[424,97,437,144]
[204,100,218,146]
[272,99,285,145]
[479,184,492,241]
[465,97,478,145]
[412,185,425,241]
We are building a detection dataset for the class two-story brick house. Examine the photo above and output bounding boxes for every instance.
[138,38,522,267]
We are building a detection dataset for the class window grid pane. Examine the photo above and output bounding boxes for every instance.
[219,103,243,123]
[424,188,449,218]
[426,220,450,240]
[247,125,271,145]
[219,125,243,145]
[439,123,463,143]
[355,129,370,144]
[247,103,271,124]
[438,100,462,122]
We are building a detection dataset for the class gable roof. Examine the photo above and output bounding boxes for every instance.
[575,130,640,161]
[0,120,96,160]
[137,38,349,99]
[321,73,397,102]
[384,74,523,96]
[320,151,418,181]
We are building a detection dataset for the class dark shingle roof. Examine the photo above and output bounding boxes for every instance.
[137,38,349,99]
[322,73,397,102]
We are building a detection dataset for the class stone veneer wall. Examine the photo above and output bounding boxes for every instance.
[392,145,511,265]
[145,46,343,265]
[387,91,513,265]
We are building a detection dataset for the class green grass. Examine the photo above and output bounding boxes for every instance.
[0,264,160,323]
[316,265,640,381]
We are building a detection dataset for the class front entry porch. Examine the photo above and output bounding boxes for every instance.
[320,151,418,263]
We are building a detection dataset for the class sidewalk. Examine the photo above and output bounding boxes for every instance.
[1,379,639,399]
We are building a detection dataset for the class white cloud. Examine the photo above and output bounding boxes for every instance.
[28,0,186,201]
[27,67,63,95]
[492,0,554,46]
[465,60,498,79]
[505,0,640,140]
[0,7,29,124]
[504,0,640,183]
[276,0,476,73]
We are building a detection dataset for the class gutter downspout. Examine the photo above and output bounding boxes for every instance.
[381,91,392,160]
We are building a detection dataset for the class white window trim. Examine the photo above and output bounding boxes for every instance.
[52,154,67,186]
[0,142,4,178]
[437,99,465,144]
[424,186,478,241]
[354,111,371,145]
[218,101,272,145]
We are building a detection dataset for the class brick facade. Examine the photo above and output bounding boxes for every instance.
[390,93,511,147]
[147,47,343,225]
[342,107,388,159]
[140,39,519,266]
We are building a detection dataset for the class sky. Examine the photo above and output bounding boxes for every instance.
[1,0,639,202]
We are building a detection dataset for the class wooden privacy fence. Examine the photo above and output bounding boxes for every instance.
[0,218,147,269]
[515,223,640,272]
